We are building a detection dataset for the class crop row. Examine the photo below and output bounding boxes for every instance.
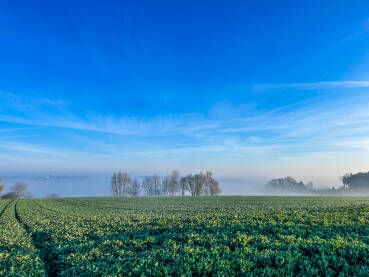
[0,200,46,276]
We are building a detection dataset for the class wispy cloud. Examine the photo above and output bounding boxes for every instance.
[342,17,369,42]
[1,88,369,181]
[253,80,369,90]
[0,142,69,158]
[0,91,219,137]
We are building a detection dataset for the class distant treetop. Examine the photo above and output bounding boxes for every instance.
[266,177,313,194]
[341,172,369,192]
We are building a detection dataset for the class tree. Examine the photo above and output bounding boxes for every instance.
[143,176,154,196]
[111,171,222,197]
[341,172,369,192]
[122,172,132,196]
[209,178,222,196]
[46,193,60,199]
[161,175,170,195]
[131,179,141,196]
[168,170,179,195]
[186,174,196,196]
[152,175,162,196]
[179,176,187,196]
[111,172,119,196]
[204,171,213,195]
[341,173,351,190]
[266,177,311,193]
[116,171,131,196]
[306,181,314,190]
[10,183,33,199]
[194,172,206,196]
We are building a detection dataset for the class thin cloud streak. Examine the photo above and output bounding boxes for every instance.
[0,142,69,158]
[253,80,369,90]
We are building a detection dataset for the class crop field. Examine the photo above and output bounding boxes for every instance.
[1,197,369,276]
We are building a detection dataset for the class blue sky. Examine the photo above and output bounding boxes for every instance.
[1,0,369,194]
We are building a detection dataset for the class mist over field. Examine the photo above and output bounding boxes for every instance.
[0,175,110,198]
[0,174,265,197]
[0,173,346,198]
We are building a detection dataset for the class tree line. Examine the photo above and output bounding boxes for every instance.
[266,171,369,195]
[110,171,222,196]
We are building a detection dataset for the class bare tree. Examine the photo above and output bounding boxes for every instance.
[186,174,196,196]
[112,171,222,197]
[117,171,131,196]
[179,176,187,196]
[116,172,124,196]
[194,172,206,196]
[209,178,222,196]
[162,175,170,195]
[152,174,162,196]
[10,183,33,199]
[143,176,154,196]
[122,172,132,196]
[131,179,141,196]
[111,172,119,196]
[11,183,27,196]
[180,172,222,196]
[168,170,179,195]
[204,171,212,195]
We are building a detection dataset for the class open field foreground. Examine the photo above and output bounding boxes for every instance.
[1,197,369,276]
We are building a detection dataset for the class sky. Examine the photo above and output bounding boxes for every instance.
[1,0,369,196]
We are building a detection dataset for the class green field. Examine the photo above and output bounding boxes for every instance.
[1,196,369,276]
